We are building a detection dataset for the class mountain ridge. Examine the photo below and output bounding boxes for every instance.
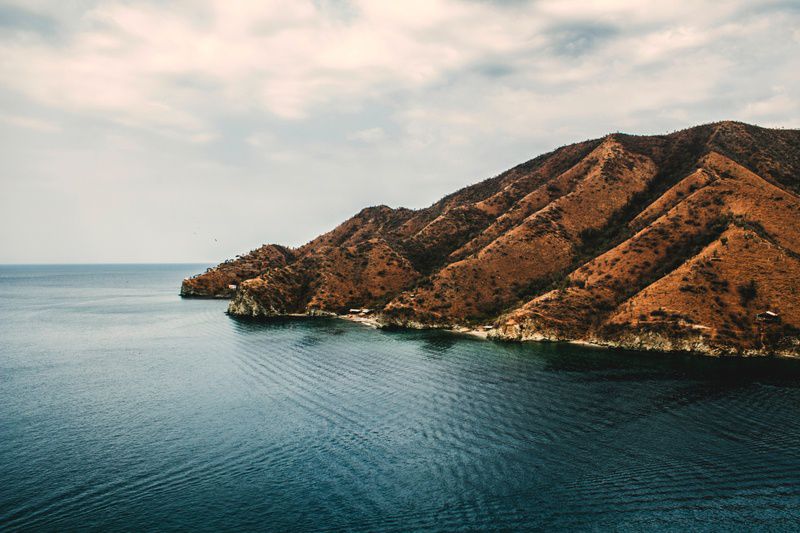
[182,121,800,357]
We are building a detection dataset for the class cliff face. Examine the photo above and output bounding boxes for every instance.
[183,121,800,357]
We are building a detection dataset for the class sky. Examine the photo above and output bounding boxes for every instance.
[0,0,798,263]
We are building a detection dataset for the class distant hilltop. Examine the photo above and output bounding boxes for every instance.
[182,121,800,357]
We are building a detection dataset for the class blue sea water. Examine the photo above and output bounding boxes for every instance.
[1,264,800,531]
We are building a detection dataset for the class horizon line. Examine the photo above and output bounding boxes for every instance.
[0,261,217,266]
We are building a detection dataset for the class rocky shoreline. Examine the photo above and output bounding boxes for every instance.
[224,288,798,358]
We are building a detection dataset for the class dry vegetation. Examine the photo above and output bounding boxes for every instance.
[184,121,800,356]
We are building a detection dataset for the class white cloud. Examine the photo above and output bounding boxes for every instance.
[245,132,276,148]
[0,0,798,262]
[347,127,385,143]
[0,113,60,132]
[1,0,793,139]
[742,88,798,122]
[0,0,540,130]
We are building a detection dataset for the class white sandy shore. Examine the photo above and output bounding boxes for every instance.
[284,312,614,350]
[337,313,618,351]
[338,313,491,339]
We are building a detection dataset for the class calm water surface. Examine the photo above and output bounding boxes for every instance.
[2,264,800,531]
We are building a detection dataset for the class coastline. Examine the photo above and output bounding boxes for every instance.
[337,313,492,339]
[221,281,799,359]
[268,312,800,360]
[221,292,799,359]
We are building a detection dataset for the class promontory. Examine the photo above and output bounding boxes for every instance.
[182,121,800,357]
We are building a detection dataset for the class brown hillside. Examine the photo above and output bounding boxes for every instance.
[180,244,295,297]
[183,121,800,357]
[495,151,800,355]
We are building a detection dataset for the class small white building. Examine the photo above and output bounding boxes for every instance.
[756,310,780,323]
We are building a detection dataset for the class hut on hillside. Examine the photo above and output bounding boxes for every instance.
[756,311,781,324]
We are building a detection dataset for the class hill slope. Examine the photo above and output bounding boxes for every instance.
[182,121,800,357]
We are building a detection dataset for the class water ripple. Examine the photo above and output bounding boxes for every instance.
[3,266,800,530]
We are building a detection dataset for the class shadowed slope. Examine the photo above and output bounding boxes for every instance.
[494,151,800,355]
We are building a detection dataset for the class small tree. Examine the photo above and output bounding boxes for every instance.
[737,279,758,306]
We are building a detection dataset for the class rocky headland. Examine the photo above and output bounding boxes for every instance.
[182,121,800,357]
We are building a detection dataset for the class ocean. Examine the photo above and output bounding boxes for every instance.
[1,264,800,531]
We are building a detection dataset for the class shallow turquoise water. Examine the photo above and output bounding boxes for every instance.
[1,264,800,531]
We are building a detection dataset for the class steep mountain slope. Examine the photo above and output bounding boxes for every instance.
[495,151,800,355]
[182,121,800,357]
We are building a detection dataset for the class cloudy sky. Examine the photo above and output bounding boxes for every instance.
[1,0,798,263]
